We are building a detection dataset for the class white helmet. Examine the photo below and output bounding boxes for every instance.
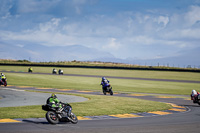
[191,90,197,96]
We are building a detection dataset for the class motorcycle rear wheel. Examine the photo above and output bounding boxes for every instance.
[46,111,59,124]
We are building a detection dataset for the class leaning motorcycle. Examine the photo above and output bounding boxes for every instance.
[42,102,78,124]
[191,95,200,105]
[101,83,113,95]
[0,78,7,87]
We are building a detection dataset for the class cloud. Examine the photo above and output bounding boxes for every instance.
[39,18,61,32]
[103,38,121,50]
[157,16,169,28]
[185,5,200,26]
[0,0,13,19]
[0,0,200,63]
[128,35,156,45]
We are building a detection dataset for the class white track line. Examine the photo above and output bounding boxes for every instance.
[0,88,25,91]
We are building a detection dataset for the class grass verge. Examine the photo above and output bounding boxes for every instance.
[5,73,200,95]
[1,66,200,81]
[0,92,172,119]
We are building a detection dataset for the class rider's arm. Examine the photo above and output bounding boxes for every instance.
[49,98,54,104]
[54,98,60,103]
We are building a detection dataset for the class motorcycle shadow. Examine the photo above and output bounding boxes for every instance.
[22,119,49,124]
[22,119,71,125]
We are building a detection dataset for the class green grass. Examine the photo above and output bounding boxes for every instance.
[0,93,172,119]
[0,65,198,119]
[1,66,200,81]
[5,72,200,95]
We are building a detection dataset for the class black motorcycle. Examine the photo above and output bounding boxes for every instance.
[52,69,57,74]
[0,78,7,87]
[191,95,200,105]
[28,67,33,73]
[58,69,63,75]
[102,84,113,95]
[42,102,78,124]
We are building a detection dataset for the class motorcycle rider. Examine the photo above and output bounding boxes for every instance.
[52,68,57,74]
[0,73,6,83]
[47,93,63,113]
[101,77,110,90]
[191,90,199,103]
[58,69,63,74]
[28,67,33,73]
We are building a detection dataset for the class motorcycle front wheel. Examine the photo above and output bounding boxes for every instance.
[4,81,7,87]
[69,112,78,124]
[110,89,113,95]
[102,88,106,95]
[46,111,59,124]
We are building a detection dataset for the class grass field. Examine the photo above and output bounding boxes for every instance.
[1,66,200,81]
[4,71,200,95]
[0,65,199,119]
[0,92,172,119]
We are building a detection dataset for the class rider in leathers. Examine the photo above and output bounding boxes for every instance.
[101,77,110,91]
[47,93,63,113]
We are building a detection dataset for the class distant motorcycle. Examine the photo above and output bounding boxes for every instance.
[58,69,63,75]
[28,67,33,73]
[42,102,78,124]
[52,69,57,74]
[0,78,7,87]
[101,82,113,95]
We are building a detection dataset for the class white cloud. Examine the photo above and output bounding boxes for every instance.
[16,44,24,47]
[39,18,61,32]
[104,38,121,50]
[0,0,13,19]
[1,0,200,62]
[128,36,156,45]
[185,5,200,26]
[157,16,169,27]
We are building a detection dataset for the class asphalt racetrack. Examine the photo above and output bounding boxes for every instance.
[1,87,199,133]
[0,72,200,133]
[0,89,88,107]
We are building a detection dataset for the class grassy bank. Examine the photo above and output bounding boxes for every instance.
[4,72,200,95]
[0,93,172,119]
[0,65,195,119]
[1,66,200,81]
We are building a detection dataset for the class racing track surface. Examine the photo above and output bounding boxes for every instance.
[1,87,199,133]
[0,72,200,133]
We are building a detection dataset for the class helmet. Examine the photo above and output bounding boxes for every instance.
[102,77,106,80]
[51,93,57,99]
[192,90,197,95]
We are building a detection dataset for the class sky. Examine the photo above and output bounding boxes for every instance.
[0,0,200,66]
